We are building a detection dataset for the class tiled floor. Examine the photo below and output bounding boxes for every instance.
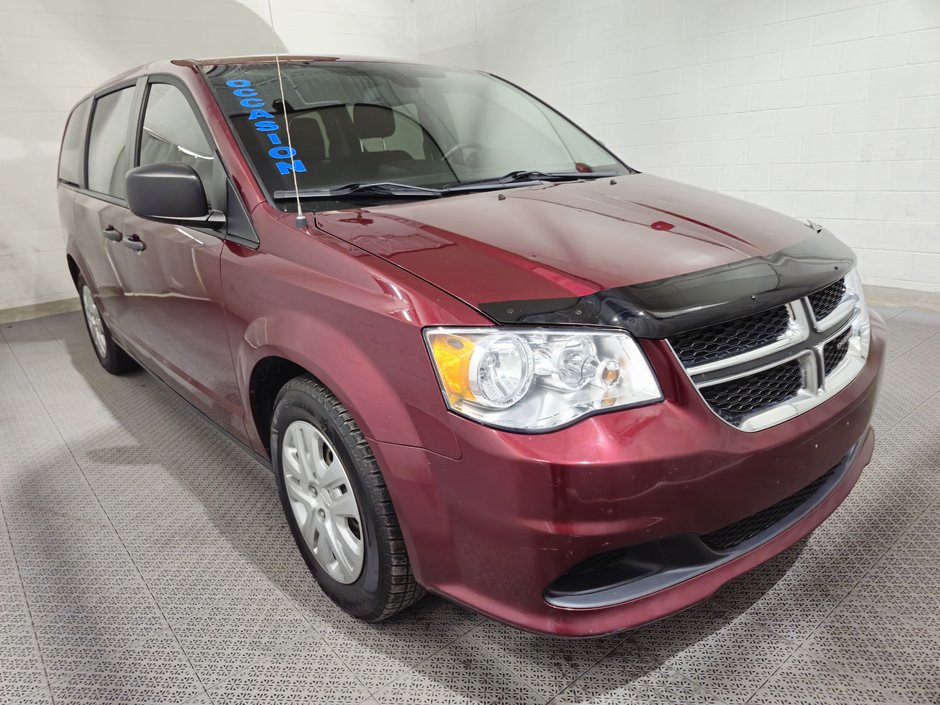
[1,307,938,705]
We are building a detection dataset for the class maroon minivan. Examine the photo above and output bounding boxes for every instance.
[58,56,883,636]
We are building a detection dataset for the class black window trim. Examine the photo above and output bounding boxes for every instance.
[134,74,217,170]
[58,97,92,189]
[75,77,143,207]
[60,72,258,248]
[199,63,281,211]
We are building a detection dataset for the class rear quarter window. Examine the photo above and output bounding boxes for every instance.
[59,99,91,186]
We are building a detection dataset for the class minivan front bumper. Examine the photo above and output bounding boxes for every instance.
[372,316,884,637]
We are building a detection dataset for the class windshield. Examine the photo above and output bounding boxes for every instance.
[203,61,630,207]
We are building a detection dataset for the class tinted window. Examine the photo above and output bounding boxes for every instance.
[139,83,215,206]
[59,99,90,186]
[87,87,135,198]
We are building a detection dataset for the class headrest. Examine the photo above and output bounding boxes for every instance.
[353,104,396,139]
[288,116,326,161]
[272,98,295,114]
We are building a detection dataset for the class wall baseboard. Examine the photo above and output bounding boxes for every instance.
[864,285,940,314]
[0,297,81,326]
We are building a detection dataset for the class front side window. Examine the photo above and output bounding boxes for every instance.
[87,87,135,199]
[59,98,91,186]
[139,83,215,206]
[203,61,628,209]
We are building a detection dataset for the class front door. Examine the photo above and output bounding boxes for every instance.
[118,79,244,436]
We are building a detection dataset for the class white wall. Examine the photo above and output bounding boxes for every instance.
[3,0,937,311]
[0,0,416,311]
[416,0,940,293]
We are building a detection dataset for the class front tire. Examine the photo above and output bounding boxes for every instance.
[77,274,137,375]
[271,375,424,621]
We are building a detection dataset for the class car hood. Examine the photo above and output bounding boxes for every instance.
[314,174,853,336]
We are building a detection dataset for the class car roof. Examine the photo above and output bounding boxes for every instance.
[190,54,414,65]
[76,55,468,110]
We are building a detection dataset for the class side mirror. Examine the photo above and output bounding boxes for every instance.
[126,162,225,230]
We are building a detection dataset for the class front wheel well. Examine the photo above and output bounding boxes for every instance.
[249,356,310,455]
[66,254,80,291]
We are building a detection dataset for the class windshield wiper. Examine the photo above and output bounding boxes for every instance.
[273,170,623,202]
[273,182,444,200]
[443,170,620,191]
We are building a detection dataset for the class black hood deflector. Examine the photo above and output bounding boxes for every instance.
[478,230,856,339]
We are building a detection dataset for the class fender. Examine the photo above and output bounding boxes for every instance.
[65,240,90,291]
[65,241,122,319]
[233,309,463,460]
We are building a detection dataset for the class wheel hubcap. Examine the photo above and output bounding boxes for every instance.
[81,285,107,358]
[281,420,364,584]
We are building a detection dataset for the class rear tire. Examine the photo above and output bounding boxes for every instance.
[271,375,424,621]
[77,273,138,375]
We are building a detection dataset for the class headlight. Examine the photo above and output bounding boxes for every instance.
[844,268,871,359]
[424,327,662,431]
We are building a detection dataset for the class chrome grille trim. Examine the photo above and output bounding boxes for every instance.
[667,277,869,433]
[808,278,847,322]
[670,305,793,369]
[813,292,858,331]
[685,302,809,376]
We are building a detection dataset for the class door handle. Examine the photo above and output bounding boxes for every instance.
[122,234,146,252]
[102,225,123,242]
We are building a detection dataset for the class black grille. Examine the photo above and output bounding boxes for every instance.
[700,360,803,424]
[701,466,836,552]
[823,328,852,374]
[668,307,790,367]
[809,278,846,321]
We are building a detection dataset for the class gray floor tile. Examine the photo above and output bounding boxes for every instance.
[205,633,369,704]
[373,635,542,704]
[1,308,939,705]
[466,620,622,699]
[310,598,483,693]
[751,650,925,705]
[0,629,52,704]
[553,642,720,704]
[871,306,903,322]
[633,613,797,704]
[173,609,316,687]
[716,574,842,644]
[882,310,940,362]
